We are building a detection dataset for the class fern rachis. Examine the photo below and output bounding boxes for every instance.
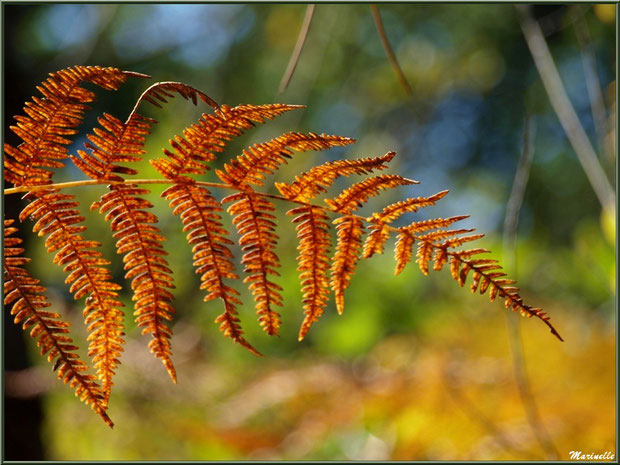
[3,66,563,428]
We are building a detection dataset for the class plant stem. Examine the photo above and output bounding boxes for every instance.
[571,6,614,168]
[370,4,413,97]
[278,4,316,96]
[515,4,614,210]
[503,116,560,460]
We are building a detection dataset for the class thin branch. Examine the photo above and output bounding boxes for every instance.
[503,117,560,460]
[503,117,537,252]
[571,6,613,167]
[515,4,614,210]
[370,4,413,97]
[278,4,316,96]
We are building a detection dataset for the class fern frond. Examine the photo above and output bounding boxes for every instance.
[19,190,125,402]
[362,191,455,259]
[162,182,260,355]
[403,215,470,235]
[368,189,450,223]
[4,66,144,187]
[151,104,303,181]
[72,81,216,182]
[3,219,113,427]
[151,104,303,345]
[325,174,418,214]
[4,69,566,429]
[441,233,486,249]
[362,223,391,259]
[394,231,415,276]
[70,81,220,381]
[278,153,397,334]
[223,191,282,339]
[447,253,563,340]
[415,239,434,275]
[71,112,153,181]
[216,132,352,337]
[330,217,365,316]
[289,206,332,341]
[385,216,472,270]
[276,151,395,202]
[129,81,219,114]
[417,228,475,243]
[394,217,563,341]
[93,186,177,381]
[325,174,418,315]
[216,132,354,188]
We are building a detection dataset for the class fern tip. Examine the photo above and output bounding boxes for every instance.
[247,345,264,357]
[162,360,177,384]
[100,411,115,429]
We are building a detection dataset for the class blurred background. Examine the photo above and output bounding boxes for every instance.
[3,3,616,461]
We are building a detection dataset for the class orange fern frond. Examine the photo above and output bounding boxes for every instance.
[403,215,470,235]
[368,189,450,223]
[162,181,260,355]
[276,151,395,202]
[441,233,486,249]
[447,252,563,341]
[278,152,398,336]
[216,132,355,188]
[3,219,113,427]
[223,191,281,339]
[70,81,219,381]
[3,68,567,429]
[394,231,415,276]
[394,216,563,341]
[71,112,153,181]
[19,190,125,402]
[4,66,144,187]
[217,132,352,337]
[415,239,434,275]
[416,228,475,244]
[390,217,472,273]
[330,216,365,316]
[151,103,303,181]
[72,81,216,182]
[362,223,391,259]
[326,174,418,316]
[289,206,332,341]
[150,104,303,345]
[325,174,418,214]
[93,186,177,381]
[129,81,219,114]
[362,191,452,259]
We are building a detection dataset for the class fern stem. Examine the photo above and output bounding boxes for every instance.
[4,177,563,342]
[4,179,225,195]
